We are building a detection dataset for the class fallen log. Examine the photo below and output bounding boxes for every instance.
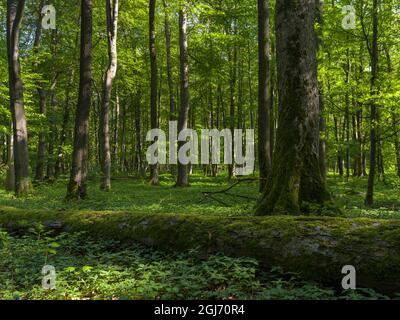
[0,206,399,295]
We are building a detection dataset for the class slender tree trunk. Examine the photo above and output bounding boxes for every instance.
[255,0,331,216]
[228,24,237,180]
[55,70,74,178]
[47,87,58,182]
[345,48,351,180]
[33,0,46,182]
[7,0,32,196]
[120,99,127,172]
[163,0,177,177]
[393,114,400,178]
[100,0,118,191]
[176,3,190,187]
[134,91,145,177]
[149,0,159,185]
[319,91,327,180]
[66,0,93,200]
[257,0,272,192]
[365,0,379,206]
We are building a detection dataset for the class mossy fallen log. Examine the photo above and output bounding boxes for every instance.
[1,206,400,295]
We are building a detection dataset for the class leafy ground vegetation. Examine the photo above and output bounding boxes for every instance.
[0,230,395,300]
[0,173,399,300]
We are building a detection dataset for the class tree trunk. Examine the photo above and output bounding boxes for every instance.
[163,0,177,177]
[134,91,145,177]
[176,4,190,187]
[100,0,118,191]
[47,88,58,182]
[66,0,93,200]
[4,122,15,191]
[345,48,351,180]
[34,0,47,183]
[319,91,327,181]
[365,0,378,206]
[257,0,272,192]
[255,0,331,216]
[4,208,400,296]
[228,24,237,180]
[394,114,400,177]
[149,0,159,185]
[6,0,32,196]
[55,70,74,178]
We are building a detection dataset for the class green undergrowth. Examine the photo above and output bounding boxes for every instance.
[0,173,398,219]
[0,228,393,300]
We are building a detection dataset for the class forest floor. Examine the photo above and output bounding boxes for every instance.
[0,173,399,219]
[0,173,399,300]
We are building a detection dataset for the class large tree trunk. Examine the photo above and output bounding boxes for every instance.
[6,0,32,196]
[365,0,379,206]
[257,0,272,192]
[3,208,400,296]
[176,4,190,187]
[255,0,331,216]
[66,0,93,200]
[149,0,159,185]
[100,0,118,191]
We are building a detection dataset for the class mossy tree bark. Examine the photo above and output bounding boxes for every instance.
[2,208,400,295]
[66,0,93,200]
[255,0,331,216]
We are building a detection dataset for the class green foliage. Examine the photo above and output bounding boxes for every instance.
[0,230,392,300]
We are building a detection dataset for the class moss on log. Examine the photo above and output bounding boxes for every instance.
[1,206,400,295]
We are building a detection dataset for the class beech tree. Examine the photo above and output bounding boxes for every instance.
[255,0,331,215]
[149,0,159,185]
[66,0,93,200]
[257,0,272,192]
[100,0,119,191]
[6,0,32,196]
[176,1,190,187]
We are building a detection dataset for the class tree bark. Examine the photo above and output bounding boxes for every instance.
[33,0,47,183]
[6,0,32,196]
[149,0,159,185]
[394,114,400,177]
[66,0,93,200]
[3,208,400,296]
[176,3,190,187]
[163,0,177,177]
[365,0,378,206]
[55,70,74,178]
[255,0,331,216]
[257,0,272,192]
[100,0,118,191]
